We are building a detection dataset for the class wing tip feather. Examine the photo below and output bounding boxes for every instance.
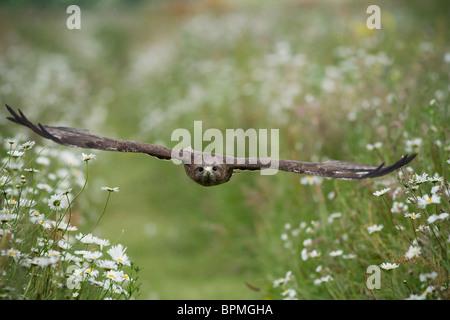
[5,105,61,143]
[361,153,418,179]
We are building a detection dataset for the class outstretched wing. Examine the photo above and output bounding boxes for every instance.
[278,155,417,180]
[230,153,417,181]
[6,105,417,180]
[5,105,174,160]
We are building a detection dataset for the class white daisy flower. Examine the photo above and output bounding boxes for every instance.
[72,267,98,280]
[405,293,427,300]
[373,187,390,197]
[430,185,440,194]
[309,249,321,258]
[75,233,109,248]
[95,238,111,250]
[0,212,18,223]
[82,267,99,278]
[74,250,90,256]
[83,251,103,261]
[101,186,120,193]
[417,193,441,208]
[427,212,449,224]
[281,288,297,300]
[405,245,421,259]
[20,141,35,150]
[419,272,438,282]
[300,175,323,185]
[109,283,124,295]
[427,215,439,224]
[7,150,25,158]
[96,259,118,271]
[1,248,23,261]
[76,233,94,243]
[428,173,444,182]
[301,248,321,261]
[36,219,53,229]
[45,250,61,258]
[49,220,78,232]
[105,270,129,283]
[404,212,421,220]
[47,194,69,211]
[273,271,292,288]
[379,262,399,271]
[408,173,428,186]
[107,244,131,266]
[4,138,17,147]
[81,153,96,162]
[57,239,71,250]
[30,256,60,268]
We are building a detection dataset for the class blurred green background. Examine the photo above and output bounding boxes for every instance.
[0,0,448,299]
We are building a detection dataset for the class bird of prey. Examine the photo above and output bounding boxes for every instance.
[5,105,417,187]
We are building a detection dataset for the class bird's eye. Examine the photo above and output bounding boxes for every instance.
[212,166,218,172]
[197,167,204,172]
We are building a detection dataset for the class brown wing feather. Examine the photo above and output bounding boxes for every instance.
[6,105,417,181]
[5,105,173,160]
[230,153,417,181]
[278,154,417,180]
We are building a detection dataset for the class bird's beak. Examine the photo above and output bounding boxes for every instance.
[203,166,213,176]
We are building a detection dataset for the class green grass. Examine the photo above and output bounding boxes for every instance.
[0,0,449,299]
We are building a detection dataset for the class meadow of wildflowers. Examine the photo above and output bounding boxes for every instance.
[0,0,448,299]
[0,139,140,299]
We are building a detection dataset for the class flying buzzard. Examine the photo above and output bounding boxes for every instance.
[5,105,417,187]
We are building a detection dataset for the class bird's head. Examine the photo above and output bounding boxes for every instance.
[184,163,232,187]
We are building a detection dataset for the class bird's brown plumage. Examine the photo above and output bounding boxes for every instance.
[5,105,417,187]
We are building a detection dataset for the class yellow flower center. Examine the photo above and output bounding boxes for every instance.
[426,197,432,203]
